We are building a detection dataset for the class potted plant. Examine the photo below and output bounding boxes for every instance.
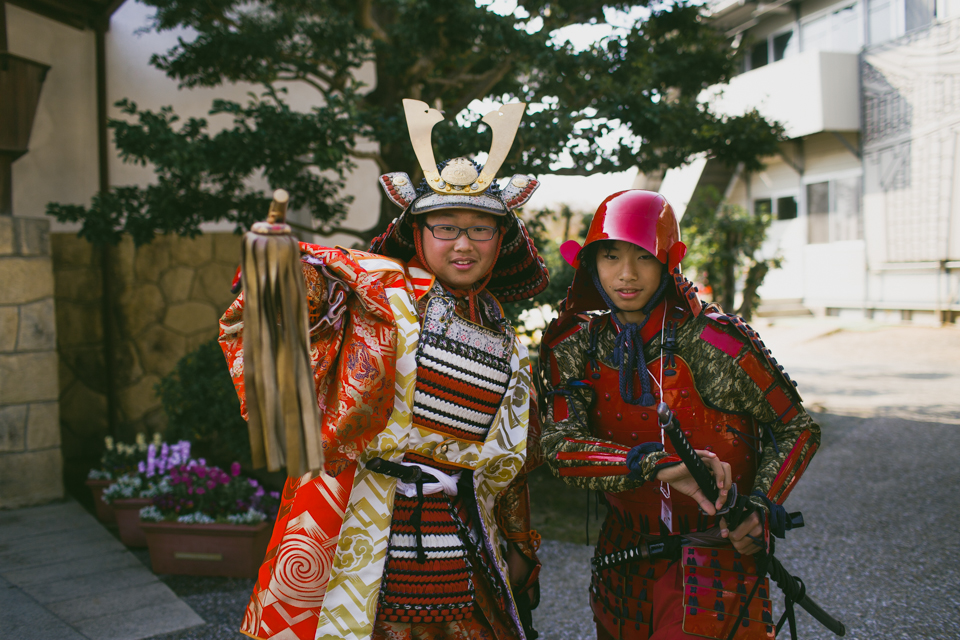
[86,433,156,525]
[139,458,278,578]
[101,440,191,547]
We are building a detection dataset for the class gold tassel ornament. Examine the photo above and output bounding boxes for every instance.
[240,189,323,477]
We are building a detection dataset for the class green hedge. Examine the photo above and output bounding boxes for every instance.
[156,339,252,470]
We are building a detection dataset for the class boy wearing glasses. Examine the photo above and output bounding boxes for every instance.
[221,100,547,640]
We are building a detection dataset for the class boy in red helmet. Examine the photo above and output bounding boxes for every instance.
[539,190,821,640]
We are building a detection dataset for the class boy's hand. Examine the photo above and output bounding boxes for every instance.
[720,512,764,555]
[506,544,533,589]
[653,449,731,515]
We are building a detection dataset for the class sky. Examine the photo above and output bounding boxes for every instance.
[474,1,657,214]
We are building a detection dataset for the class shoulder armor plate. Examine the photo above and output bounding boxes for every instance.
[700,312,803,422]
[543,311,589,350]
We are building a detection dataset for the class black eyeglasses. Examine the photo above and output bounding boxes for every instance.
[423,222,498,241]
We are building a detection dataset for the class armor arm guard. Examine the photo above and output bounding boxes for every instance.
[691,310,821,511]
[538,315,647,492]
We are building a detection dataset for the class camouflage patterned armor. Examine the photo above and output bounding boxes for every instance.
[539,190,820,640]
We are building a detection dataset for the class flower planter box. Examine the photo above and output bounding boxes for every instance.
[85,478,116,525]
[141,521,271,578]
[113,497,153,547]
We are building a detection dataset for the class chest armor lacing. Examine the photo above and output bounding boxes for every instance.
[411,290,514,450]
[587,353,760,536]
[379,288,514,624]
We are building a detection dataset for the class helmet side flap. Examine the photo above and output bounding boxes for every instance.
[379,172,417,209]
[501,175,540,210]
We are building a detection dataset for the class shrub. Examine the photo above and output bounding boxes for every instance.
[156,338,252,470]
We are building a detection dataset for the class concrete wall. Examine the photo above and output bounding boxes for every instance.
[0,217,63,508]
[6,4,100,221]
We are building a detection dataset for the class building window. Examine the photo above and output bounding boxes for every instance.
[777,196,798,220]
[868,0,895,44]
[755,198,773,217]
[802,3,862,52]
[746,29,796,70]
[750,41,770,69]
[906,0,935,31]
[773,31,794,61]
[806,177,862,243]
[807,182,830,243]
[753,196,797,220]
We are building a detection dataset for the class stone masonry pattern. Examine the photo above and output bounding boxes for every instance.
[53,232,243,498]
[0,216,63,508]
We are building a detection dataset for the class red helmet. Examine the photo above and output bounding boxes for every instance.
[559,190,697,314]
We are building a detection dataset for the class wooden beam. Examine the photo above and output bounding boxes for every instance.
[1,1,9,52]
[7,0,121,30]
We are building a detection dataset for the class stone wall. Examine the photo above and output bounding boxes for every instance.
[52,232,242,501]
[0,216,63,508]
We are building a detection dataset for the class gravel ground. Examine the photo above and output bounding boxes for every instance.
[143,411,960,640]
[769,412,960,640]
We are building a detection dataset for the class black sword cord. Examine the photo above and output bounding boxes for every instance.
[655,403,845,639]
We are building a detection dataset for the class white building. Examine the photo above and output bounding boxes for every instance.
[663,0,960,323]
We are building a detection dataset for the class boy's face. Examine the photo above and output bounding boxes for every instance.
[420,209,500,289]
[595,240,663,318]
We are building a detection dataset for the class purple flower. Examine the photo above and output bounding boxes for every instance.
[206,480,216,490]
[195,488,205,495]
[231,462,241,477]
[138,461,146,474]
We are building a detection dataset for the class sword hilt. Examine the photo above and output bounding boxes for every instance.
[657,402,722,505]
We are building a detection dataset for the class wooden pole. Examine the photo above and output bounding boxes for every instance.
[94,21,118,437]
[1,2,8,52]
[1,2,10,216]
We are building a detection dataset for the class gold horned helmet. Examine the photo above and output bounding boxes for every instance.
[377,99,540,216]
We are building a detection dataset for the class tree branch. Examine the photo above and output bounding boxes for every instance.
[287,220,374,245]
[357,0,390,43]
[448,61,513,115]
[349,149,389,173]
[276,73,329,95]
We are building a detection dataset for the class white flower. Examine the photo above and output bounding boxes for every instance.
[177,512,215,524]
[139,505,164,522]
[227,508,267,525]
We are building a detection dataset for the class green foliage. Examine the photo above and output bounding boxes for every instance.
[50,0,783,247]
[155,339,252,470]
[502,205,586,334]
[680,187,780,320]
